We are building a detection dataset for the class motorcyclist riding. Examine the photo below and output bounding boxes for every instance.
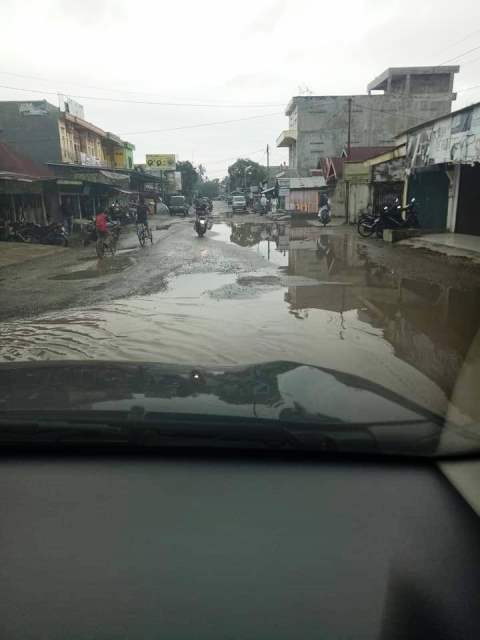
[194,197,209,216]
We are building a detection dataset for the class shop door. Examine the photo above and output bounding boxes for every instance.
[455,165,480,236]
[373,182,404,213]
[408,169,448,229]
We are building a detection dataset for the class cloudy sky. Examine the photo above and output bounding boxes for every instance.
[1,0,480,178]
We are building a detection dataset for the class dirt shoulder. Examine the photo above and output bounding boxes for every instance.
[0,216,185,321]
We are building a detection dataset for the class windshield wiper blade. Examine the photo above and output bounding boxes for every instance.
[0,414,335,451]
[0,410,441,454]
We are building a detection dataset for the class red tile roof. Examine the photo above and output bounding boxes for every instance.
[0,141,54,179]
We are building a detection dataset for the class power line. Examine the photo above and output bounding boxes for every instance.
[0,69,287,107]
[438,43,480,65]
[457,83,480,94]
[206,149,265,166]
[121,112,282,136]
[459,53,480,67]
[431,28,480,58]
[0,81,283,109]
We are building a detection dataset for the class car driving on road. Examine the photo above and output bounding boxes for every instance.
[169,195,189,217]
[231,195,247,213]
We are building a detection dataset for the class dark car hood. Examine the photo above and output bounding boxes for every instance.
[0,360,467,455]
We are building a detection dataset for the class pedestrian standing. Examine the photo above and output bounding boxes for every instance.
[271,197,277,214]
[260,194,267,215]
[61,198,73,235]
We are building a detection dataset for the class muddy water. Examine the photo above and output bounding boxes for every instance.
[1,222,480,421]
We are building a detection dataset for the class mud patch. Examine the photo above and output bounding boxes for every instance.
[208,274,284,300]
[206,283,259,300]
[50,256,134,281]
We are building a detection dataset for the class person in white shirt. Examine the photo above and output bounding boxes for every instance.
[260,194,267,214]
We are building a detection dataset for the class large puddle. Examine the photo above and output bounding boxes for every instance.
[1,222,480,421]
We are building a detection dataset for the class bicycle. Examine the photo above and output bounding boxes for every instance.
[136,222,153,247]
[96,224,120,258]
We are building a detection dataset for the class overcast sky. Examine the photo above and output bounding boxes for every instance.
[1,0,480,178]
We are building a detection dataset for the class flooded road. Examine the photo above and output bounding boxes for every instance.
[1,216,480,422]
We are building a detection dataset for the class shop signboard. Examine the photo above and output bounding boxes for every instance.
[146,154,176,171]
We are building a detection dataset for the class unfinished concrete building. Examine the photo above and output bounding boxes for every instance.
[277,66,459,176]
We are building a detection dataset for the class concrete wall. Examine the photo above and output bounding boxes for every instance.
[290,92,455,176]
[347,182,370,223]
[0,100,62,164]
[372,158,405,182]
[328,180,345,218]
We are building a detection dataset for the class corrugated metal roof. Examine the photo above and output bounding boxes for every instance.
[289,176,326,189]
[0,141,54,179]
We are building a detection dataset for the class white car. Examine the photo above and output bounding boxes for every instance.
[232,195,247,213]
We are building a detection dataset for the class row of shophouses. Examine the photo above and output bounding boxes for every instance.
[276,65,480,237]
[337,100,480,236]
[0,97,165,234]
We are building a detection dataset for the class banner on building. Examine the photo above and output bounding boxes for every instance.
[146,154,176,171]
[19,102,49,116]
[59,95,85,119]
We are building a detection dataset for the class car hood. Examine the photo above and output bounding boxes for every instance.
[1,359,476,456]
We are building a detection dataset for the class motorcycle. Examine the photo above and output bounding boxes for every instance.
[6,221,68,245]
[357,198,419,238]
[194,215,208,237]
[378,197,419,232]
[42,222,69,246]
[318,204,331,227]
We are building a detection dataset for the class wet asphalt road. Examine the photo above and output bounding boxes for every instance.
[1,201,480,422]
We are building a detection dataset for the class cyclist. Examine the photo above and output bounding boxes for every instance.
[95,209,109,240]
[136,197,150,229]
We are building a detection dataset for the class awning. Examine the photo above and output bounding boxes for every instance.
[0,173,34,183]
[108,186,135,195]
[99,170,130,182]
[57,179,83,186]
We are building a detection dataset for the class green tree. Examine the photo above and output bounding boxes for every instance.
[176,161,199,203]
[197,179,220,199]
[227,158,267,192]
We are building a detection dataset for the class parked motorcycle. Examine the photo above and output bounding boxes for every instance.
[357,198,419,238]
[6,221,68,245]
[42,222,69,246]
[194,215,208,238]
[357,212,382,238]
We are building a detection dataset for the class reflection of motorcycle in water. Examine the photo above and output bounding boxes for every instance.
[195,216,208,237]
[316,235,335,271]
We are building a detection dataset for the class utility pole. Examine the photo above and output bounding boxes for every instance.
[347,97,352,159]
[266,144,270,174]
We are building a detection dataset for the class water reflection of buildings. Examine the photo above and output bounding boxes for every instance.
[359,280,480,420]
[283,230,480,418]
[286,233,366,313]
[230,222,290,264]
